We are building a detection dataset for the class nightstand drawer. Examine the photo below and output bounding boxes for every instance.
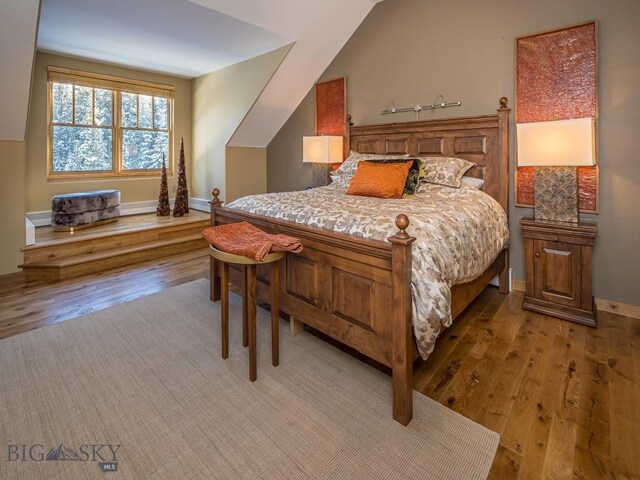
[522,230,595,246]
[533,240,581,308]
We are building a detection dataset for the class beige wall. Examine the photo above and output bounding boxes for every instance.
[191,45,291,203]
[226,146,267,203]
[267,0,640,305]
[0,141,26,274]
[25,52,192,212]
[268,89,316,192]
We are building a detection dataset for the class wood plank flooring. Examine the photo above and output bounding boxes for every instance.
[0,249,638,479]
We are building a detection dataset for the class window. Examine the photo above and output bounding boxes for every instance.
[47,67,174,178]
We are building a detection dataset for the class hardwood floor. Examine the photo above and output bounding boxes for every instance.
[0,250,638,479]
[0,248,209,339]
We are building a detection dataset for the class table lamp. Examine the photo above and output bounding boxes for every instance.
[516,117,595,223]
[303,136,343,188]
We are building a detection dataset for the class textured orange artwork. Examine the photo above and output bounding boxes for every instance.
[316,78,346,138]
[516,167,535,206]
[516,21,598,211]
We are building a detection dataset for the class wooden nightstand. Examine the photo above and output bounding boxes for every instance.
[520,217,597,327]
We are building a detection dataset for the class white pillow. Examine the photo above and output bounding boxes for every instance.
[461,176,485,189]
[418,157,476,188]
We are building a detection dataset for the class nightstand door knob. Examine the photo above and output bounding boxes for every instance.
[535,251,540,258]
[553,236,559,242]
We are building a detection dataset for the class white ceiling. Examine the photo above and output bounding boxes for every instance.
[0,0,40,141]
[190,0,383,147]
[1,0,381,142]
[38,0,293,78]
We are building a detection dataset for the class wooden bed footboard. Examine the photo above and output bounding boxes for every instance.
[209,194,418,425]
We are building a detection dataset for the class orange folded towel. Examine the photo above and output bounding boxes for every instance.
[202,221,303,262]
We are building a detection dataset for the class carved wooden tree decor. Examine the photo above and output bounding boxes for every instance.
[173,138,190,217]
[156,153,170,216]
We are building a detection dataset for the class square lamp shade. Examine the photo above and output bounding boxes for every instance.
[516,117,595,167]
[303,136,344,164]
[516,117,595,223]
[303,135,344,188]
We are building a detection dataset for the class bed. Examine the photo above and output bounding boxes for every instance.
[209,98,511,425]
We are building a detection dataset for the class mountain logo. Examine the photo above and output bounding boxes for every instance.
[45,444,81,461]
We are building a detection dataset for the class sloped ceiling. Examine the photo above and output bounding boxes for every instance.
[1,0,381,143]
[38,0,293,78]
[0,0,40,141]
[189,0,383,147]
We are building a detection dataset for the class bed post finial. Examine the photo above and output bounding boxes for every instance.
[211,188,222,209]
[499,97,509,109]
[390,214,411,242]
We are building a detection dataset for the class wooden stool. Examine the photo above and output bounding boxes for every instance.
[210,246,284,381]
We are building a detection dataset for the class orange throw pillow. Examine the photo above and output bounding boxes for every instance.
[346,161,412,198]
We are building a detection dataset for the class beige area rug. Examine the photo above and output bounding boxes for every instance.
[0,279,499,479]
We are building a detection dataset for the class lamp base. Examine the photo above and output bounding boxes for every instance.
[534,166,579,223]
[311,163,332,188]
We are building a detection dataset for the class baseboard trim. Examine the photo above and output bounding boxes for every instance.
[26,210,53,227]
[513,279,526,293]
[189,197,211,213]
[27,197,210,227]
[25,217,35,246]
[594,298,640,320]
[512,279,639,319]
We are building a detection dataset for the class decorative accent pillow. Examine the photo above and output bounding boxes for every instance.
[346,161,412,199]
[333,150,410,180]
[419,157,476,188]
[372,159,423,196]
[461,176,485,189]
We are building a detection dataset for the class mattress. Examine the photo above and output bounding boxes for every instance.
[226,182,509,359]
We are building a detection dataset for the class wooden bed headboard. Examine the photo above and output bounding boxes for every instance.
[346,98,511,213]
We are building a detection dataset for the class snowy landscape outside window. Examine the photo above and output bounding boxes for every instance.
[47,66,174,178]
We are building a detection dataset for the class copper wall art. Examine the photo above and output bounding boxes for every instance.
[315,77,347,160]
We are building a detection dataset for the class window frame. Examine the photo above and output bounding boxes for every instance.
[47,66,175,179]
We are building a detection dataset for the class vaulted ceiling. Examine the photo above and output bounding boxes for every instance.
[38,0,293,78]
[0,0,382,142]
[194,0,383,147]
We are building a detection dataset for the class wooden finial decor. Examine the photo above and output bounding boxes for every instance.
[387,214,415,245]
[173,138,189,217]
[499,97,509,109]
[156,153,170,216]
[394,214,410,239]
[211,188,222,208]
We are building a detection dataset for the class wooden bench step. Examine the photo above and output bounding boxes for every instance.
[22,218,210,263]
[21,233,208,281]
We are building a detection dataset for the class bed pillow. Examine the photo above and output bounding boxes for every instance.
[346,160,412,199]
[420,157,476,188]
[333,150,410,180]
[461,176,485,189]
[371,158,423,196]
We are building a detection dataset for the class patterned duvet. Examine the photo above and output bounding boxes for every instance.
[226,182,509,359]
